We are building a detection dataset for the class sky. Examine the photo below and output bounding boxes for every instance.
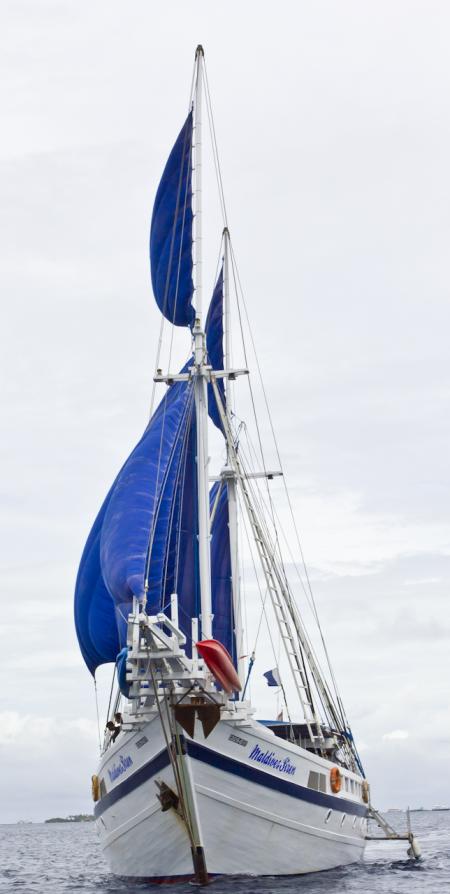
[1,0,449,823]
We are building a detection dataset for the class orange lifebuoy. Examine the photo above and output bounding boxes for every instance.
[330,767,342,794]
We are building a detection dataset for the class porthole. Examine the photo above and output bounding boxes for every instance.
[325,809,332,824]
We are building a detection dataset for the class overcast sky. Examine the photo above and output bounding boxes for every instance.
[1,0,449,824]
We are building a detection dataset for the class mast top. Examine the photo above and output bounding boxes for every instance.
[196,44,204,58]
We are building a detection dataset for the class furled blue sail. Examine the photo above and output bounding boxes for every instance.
[205,266,225,430]
[74,376,195,674]
[150,112,195,327]
[210,480,236,664]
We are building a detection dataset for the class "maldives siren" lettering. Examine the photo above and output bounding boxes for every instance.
[248,743,296,776]
[108,754,133,782]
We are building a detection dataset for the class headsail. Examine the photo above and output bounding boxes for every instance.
[150,112,195,327]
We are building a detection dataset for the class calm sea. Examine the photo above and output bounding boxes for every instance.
[0,811,448,893]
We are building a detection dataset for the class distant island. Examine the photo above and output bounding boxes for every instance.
[45,814,94,824]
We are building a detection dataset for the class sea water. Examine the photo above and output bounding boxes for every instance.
[0,811,448,893]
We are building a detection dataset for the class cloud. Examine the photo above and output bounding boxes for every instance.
[0,711,98,747]
[382,730,409,742]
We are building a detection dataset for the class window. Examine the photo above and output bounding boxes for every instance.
[308,771,319,790]
[340,814,346,827]
[345,778,349,792]
[308,771,327,792]
[325,809,332,824]
[350,780,355,793]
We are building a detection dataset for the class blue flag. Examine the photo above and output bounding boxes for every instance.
[263,668,281,687]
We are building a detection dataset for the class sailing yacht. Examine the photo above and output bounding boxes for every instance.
[74,47,372,881]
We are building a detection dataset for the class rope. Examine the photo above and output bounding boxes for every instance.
[93,677,102,753]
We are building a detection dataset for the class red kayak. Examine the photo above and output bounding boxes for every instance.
[196,639,242,693]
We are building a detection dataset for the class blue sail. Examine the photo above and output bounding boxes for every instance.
[74,486,123,675]
[150,112,195,327]
[160,411,200,650]
[100,380,194,616]
[74,376,195,674]
[205,266,225,430]
[210,481,236,664]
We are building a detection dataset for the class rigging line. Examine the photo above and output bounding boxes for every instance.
[235,448,321,721]
[203,58,228,227]
[143,384,194,599]
[237,430,315,613]
[93,677,102,754]
[105,665,116,726]
[237,491,293,725]
[169,397,195,599]
[228,240,347,721]
[228,246,283,569]
[217,390,336,733]
[235,434,284,556]
[151,143,192,543]
[171,399,194,597]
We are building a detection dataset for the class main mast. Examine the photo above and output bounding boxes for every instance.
[193,45,213,641]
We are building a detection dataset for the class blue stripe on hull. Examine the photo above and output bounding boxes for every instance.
[95,738,368,820]
[94,747,170,817]
[187,741,368,818]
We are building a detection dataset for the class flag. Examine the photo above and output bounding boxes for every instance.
[263,668,281,687]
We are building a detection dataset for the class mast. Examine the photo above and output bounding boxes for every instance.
[222,228,245,685]
[193,45,213,641]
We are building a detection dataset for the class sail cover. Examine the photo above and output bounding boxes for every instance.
[205,266,225,430]
[150,112,195,327]
[210,480,236,665]
[75,376,197,674]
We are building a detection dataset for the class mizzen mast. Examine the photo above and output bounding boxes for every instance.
[222,228,245,685]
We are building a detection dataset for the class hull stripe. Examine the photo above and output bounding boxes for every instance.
[95,739,367,819]
[94,748,170,817]
[187,741,368,818]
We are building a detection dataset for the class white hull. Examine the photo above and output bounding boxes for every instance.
[95,714,367,879]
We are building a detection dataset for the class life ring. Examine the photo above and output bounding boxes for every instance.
[330,767,342,794]
[362,780,370,804]
[91,774,100,802]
